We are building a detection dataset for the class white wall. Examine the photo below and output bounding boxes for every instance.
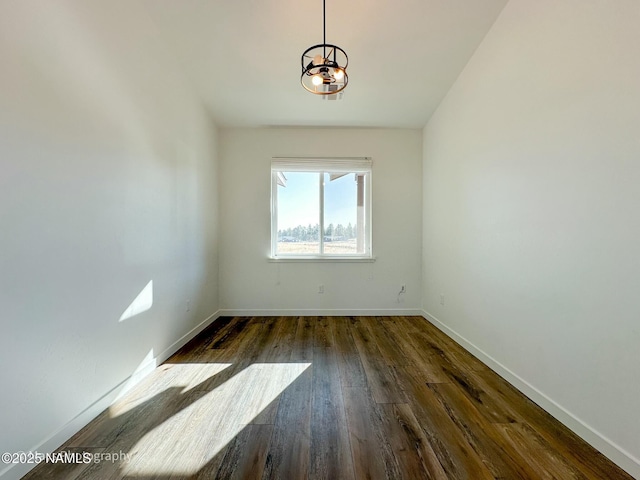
[0,2,219,478]
[219,128,422,315]
[422,0,640,476]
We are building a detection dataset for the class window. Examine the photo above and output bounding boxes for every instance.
[271,157,372,259]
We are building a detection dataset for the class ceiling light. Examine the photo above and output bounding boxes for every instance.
[301,0,348,95]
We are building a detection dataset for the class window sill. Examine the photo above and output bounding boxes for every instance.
[268,256,376,263]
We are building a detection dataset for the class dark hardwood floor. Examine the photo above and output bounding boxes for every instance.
[23,316,633,479]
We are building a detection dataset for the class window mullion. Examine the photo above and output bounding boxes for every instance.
[319,172,324,255]
[272,172,278,256]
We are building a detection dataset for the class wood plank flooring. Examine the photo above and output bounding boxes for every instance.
[23,316,633,479]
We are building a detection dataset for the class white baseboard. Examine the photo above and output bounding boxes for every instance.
[156,310,221,364]
[218,308,423,317]
[0,310,221,480]
[421,310,640,479]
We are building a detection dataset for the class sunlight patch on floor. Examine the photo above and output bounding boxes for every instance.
[109,363,232,418]
[120,362,311,476]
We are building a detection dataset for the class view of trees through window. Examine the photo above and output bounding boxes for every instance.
[277,222,359,254]
[275,171,364,255]
[279,222,357,241]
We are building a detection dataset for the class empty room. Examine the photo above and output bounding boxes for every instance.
[1,0,638,479]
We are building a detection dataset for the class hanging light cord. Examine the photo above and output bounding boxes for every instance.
[323,0,326,58]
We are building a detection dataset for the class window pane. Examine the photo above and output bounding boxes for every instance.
[323,172,359,254]
[277,172,320,254]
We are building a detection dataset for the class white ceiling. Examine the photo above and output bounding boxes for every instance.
[141,0,508,128]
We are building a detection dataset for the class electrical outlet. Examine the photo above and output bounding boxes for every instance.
[440,294,445,306]
[318,284,324,294]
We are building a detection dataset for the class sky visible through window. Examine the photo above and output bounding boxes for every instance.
[278,172,357,230]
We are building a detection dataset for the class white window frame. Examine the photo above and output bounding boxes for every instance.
[270,157,373,260]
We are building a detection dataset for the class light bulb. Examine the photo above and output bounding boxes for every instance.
[333,68,344,81]
[311,75,323,86]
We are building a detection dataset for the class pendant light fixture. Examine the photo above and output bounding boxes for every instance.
[301,0,348,95]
